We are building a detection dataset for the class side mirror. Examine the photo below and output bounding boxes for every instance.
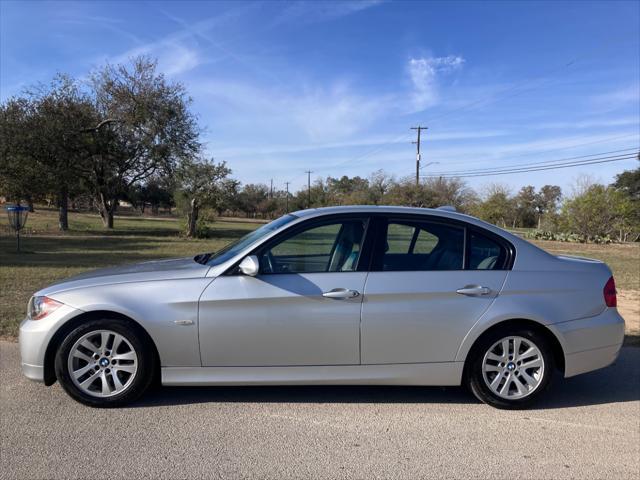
[238,255,260,277]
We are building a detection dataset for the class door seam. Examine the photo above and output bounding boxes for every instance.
[359,271,371,365]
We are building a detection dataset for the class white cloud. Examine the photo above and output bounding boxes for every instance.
[192,79,394,143]
[407,55,464,111]
[591,84,640,109]
[532,116,640,130]
[273,0,384,26]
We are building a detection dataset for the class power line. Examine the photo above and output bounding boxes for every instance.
[422,152,638,178]
[427,147,639,176]
[429,133,639,169]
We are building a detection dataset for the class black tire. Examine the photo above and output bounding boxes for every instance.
[54,318,156,408]
[464,328,555,409]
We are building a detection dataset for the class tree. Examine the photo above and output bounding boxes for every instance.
[326,175,369,205]
[533,185,562,229]
[0,98,44,208]
[129,175,175,214]
[237,184,270,217]
[81,57,200,228]
[423,177,476,212]
[514,186,537,228]
[612,164,640,241]
[473,184,516,227]
[176,158,231,237]
[26,76,96,229]
[613,165,640,200]
[368,170,394,205]
[561,184,630,239]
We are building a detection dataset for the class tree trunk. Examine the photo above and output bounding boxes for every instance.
[58,188,69,231]
[26,196,35,212]
[98,193,117,229]
[186,198,199,237]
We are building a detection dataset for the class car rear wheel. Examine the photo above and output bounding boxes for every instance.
[54,318,156,407]
[466,329,554,409]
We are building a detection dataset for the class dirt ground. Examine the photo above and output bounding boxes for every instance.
[618,289,639,342]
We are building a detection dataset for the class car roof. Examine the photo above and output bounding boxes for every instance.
[292,205,474,222]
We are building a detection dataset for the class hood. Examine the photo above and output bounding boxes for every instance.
[37,257,210,296]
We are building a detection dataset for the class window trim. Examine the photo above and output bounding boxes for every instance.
[225,214,374,276]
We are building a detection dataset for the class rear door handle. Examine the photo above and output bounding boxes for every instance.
[322,288,360,300]
[456,285,491,296]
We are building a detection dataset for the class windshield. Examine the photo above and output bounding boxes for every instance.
[197,214,298,267]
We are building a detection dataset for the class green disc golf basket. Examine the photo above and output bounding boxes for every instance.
[6,205,29,252]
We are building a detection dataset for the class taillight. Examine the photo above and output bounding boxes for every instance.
[603,276,617,308]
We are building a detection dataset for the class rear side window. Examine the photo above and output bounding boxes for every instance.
[468,231,507,270]
[382,221,464,271]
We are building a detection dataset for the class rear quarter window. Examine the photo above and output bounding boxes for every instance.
[468,231,507,270]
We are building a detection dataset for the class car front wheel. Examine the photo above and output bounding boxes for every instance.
[466,329,554,409]
[54,318,155,407]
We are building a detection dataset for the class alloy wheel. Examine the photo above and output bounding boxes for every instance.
[481,335,545,400]
[67,330,138,398]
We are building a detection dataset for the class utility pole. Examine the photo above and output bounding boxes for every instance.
[269,179,273,198]
[284,182,290,213]
[411,126,427,186]
[305,170,313,208]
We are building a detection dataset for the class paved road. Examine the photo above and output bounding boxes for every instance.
[1,341,639,480]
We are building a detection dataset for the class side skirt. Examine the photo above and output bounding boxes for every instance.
[161,362,464,386]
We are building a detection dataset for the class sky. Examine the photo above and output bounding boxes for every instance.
[1,0,639,195]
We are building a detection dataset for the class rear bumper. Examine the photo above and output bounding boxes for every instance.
[551,307,625,378]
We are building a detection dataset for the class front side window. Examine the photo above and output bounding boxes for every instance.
[206,214,298,267]
[382,220,464,271]
[260,220,366,274]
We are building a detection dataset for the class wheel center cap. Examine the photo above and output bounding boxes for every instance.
[507,362,516,371]
[99,358,109,367]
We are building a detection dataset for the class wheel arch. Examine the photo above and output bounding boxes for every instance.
[460,318,565,381]
[43,310,161,386]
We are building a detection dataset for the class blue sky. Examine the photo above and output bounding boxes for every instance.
[1,0,638,194]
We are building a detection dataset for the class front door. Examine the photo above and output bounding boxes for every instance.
[361,217,509,364]
[199,217,370,366]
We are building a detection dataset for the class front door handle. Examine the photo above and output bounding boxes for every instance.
[322,288,360,300]
[456,285,491,296]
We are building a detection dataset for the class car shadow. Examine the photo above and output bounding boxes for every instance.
[132,347,639,409]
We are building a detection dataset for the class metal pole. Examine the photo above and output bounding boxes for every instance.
[411,126,427,186]
[285,182,290,213]
[305,170,313,208]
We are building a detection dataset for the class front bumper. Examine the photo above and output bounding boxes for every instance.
[19,304,84,383]
[551,307,625,378]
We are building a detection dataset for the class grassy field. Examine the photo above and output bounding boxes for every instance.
[1,207,638,344]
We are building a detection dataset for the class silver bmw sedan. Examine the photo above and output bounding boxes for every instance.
[19,206,624,408]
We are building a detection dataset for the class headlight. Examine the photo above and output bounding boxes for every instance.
[28,296,63,320]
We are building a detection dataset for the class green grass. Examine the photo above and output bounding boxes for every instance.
[530,240,639,290]
[1,208,638,340]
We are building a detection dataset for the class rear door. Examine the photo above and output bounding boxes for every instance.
[361,216,511,364]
